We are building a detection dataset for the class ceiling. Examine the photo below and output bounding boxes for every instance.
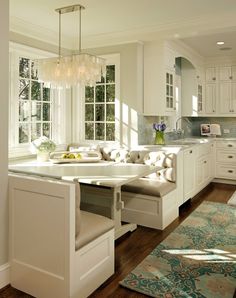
[10,0,236,57]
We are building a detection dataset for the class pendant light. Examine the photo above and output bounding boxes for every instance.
[36,4,106,88]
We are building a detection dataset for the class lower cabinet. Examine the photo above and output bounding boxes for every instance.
[215,140,236,180]
[183,142,214,202]
[183,147,196,202]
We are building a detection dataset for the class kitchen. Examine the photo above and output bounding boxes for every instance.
[1,1,236,297]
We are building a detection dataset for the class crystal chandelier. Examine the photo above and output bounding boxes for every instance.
[37,4,106,88]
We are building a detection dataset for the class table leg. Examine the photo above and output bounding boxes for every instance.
[112,186,137,240]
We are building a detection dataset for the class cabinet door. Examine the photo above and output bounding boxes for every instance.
[219,66,231,81]
[206,67,217,82]
[219,82,231,113]
[197,83,203,113]
[231,82,236,113]
[232,66,236,81]
[165,70,175,112]
[205,84,216,114]
[183,148,195,201]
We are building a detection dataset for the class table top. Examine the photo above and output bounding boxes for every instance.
[9,160,158,188]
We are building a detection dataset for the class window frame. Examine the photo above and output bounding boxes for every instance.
[77,54,120,144]
[9,42,70,158]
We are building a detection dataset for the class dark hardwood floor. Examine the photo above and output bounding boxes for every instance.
[1,182,235,298]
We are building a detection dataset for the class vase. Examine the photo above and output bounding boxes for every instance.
[37,151,50,162]
[154,131,165,145]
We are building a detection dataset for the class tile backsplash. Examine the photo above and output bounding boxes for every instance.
[138,116,236,145]
[184,117,236,138]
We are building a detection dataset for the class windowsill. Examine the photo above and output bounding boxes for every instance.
[9,143,68,161]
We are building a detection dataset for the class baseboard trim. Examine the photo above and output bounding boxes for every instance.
[0,263,10,290]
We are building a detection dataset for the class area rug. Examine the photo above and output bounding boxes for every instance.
[120,201,236,298]
[228,191,236,206]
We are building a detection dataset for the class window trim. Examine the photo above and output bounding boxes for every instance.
[9,43,70,159]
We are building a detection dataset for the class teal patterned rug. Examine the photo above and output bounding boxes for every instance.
[120,201,236,297]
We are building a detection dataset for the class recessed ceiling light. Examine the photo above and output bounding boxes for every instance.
[217,41,225,45]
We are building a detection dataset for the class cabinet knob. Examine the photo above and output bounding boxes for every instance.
[212,77,216,81]
[204,161,207,163]
[228,156,233,159]
[228,144,233,147]
[212,110,215,112]
[229,76,233,80]
[189,150,192,154]
[228,170,233,173]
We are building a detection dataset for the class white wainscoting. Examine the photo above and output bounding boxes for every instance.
[0,263,10,289]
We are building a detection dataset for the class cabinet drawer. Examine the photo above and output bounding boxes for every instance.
[215,164,236,180]
[216,141,236,149]
[216,150,236,163]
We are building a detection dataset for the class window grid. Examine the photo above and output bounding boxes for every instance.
[85,65,115,141]
[18,57,53,144]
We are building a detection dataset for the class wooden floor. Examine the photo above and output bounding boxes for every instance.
[1,182,235,298]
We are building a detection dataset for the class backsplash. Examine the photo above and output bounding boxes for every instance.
[138,116,236,145]
[184,117,236,138]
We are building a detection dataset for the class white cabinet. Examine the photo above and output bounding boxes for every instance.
[215,140,236,180]
[205,67,217,114]
[205,67,217,83]
[183,147,196,202]
[205,83,217,114]
[195,143,213,191]
[218,66,236,114]
[204,65,236,116]
[144,41,176,115]
[183,142,214,203]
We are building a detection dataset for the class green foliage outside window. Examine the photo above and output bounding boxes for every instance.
[85,65,116,141]
[18,57,52,144]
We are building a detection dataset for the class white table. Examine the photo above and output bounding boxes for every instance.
[9,161,158,239]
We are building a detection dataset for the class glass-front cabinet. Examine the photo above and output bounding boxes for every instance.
[165,71,175,111]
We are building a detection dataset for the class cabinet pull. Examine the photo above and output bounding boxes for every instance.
[228,156,233,158]
[229,76,233,80]
[212,77,216,81]
[228,144,233,147]
[189,150,192,154]
[204,161,207,163]
[228,170,233,173]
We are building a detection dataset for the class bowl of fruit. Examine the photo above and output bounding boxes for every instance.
[49,151,101,163]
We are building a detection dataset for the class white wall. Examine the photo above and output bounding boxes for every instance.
[0,0,9,266]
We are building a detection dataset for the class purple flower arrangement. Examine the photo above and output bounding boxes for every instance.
[153,122,166,132]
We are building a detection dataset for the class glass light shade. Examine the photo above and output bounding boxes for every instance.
[37,53,106,88]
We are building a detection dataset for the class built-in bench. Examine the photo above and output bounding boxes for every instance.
[100,147,179,230]
[9,174,114,298]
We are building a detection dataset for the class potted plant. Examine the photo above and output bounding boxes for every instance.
[153,121,166,145]
[31,136,56,162]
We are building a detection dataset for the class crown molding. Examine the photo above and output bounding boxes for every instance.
[10,11,236,50]
[10,16,73,48]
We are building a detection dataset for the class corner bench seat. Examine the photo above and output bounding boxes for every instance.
[76,211,114,250]
[121,177,176,197]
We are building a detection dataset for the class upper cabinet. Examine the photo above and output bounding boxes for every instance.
[144,41,177,115]
[204,65,236,116]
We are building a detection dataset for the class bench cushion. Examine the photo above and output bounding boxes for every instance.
[122,178,176,197]
[75,211,114,250]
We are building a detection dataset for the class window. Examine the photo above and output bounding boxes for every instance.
[9,43,70,157]
[84,64,116,141]
[18,57,52,144]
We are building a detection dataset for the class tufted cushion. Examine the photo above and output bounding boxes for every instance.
[122,177,176,197]
[126,150,150,164]
[101,146,130,162]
